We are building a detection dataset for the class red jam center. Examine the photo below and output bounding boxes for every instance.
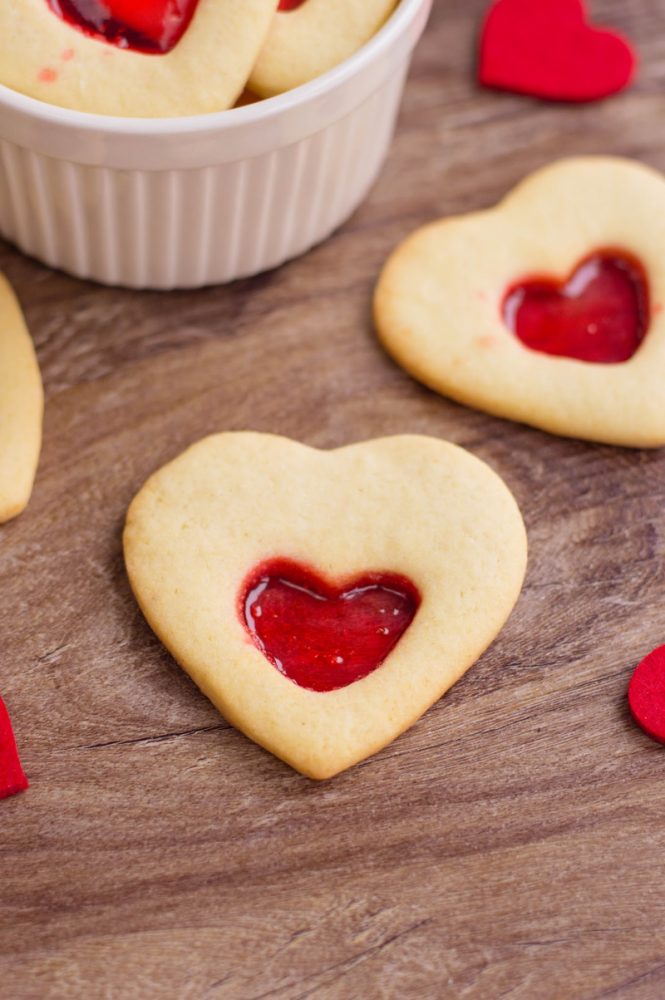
[46,0,199,54]
[241,559,420,693]
[278,0,307,9]
[503,251,649,363]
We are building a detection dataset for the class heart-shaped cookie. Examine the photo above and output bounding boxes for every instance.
[0,275,43,524]
[0,0,277,116]
[479,0,636,103]
[249,0,397,98]
[375,158,665,448]
[124,433,527,779]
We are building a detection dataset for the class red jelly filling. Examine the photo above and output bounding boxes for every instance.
[46,0,199,55]
[503,251,649,363]
[241,559,420,693]
[278,0,307,9]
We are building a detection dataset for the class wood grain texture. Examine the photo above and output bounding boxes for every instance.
[2,1,665,997]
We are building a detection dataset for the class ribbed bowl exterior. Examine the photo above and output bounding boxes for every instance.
[0,68,407,289]
[0,0,431,288]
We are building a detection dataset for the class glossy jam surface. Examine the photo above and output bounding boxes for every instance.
[278,0,307,9]
[241,559,420,693]
[503,252,649,363]
[46,0,199,54]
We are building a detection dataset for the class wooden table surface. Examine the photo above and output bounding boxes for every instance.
[2,1,665,997]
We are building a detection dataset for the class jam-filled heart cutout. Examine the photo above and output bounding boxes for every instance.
[278,0,307,9]
[241,559,420,693]
[125,432,527,777]
[503,251,650,363]
[46,0,200,54]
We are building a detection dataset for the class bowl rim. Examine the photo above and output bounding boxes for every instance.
[0,0,426,135]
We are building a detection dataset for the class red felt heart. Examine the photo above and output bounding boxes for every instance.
[0,697,29,801]
[628,645,665,745]
[46,0,200,54]
[241,559,420,693]
[503,251,649,363]
[479,0,637,103]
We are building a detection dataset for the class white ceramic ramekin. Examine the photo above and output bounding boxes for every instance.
[0,0,431,289]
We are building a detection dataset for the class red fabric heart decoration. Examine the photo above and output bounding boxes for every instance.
[503,251,649,363]
[479,0,637,103]
[47,0,200,54]
[242,559,420,692]
[0,697,29,801]
[628,645,665,745]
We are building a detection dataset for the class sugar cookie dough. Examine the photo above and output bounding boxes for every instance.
[0,275,43,524]
[0,0,277,117]
[375,158,665,448]
[250,0,397,97]
[124,432,527,779]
